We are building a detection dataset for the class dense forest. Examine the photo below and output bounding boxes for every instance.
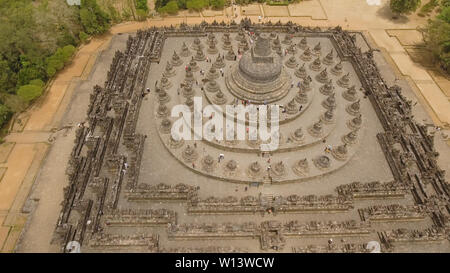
[0,0,111,130]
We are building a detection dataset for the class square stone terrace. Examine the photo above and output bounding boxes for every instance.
[22,21,450,253]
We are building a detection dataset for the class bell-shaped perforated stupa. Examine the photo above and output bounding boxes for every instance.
[225,33,291,104]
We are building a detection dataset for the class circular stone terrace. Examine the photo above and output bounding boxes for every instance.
[150,31,367,184]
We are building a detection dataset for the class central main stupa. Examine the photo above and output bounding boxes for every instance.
[225,33,291,103]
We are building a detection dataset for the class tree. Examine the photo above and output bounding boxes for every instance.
[423,6,450,73]
[106,4,122,23]
[159,1,180,14]
[136,0,149,11]
[135,0,149,20]
[79,31,90,43]
[177,0,187,9]
[390,0,421,15]
[136,8,148,20]
[438,5,450,22]
[17,84,43,102]
[0,104,12,129]
[210,0,225,9]
[79,0,111,35]
[0,59,16,94]
[29,79,45,88]
[45,45,76,77]
[155,0,171,9]
[17,55,46,87]
[56,25,78,47]
[61,45,76,60]
[186,0,208,11]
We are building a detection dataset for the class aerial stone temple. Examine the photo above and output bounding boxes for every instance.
[53,20,450,253]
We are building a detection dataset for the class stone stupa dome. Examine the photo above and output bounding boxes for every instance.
[225,33,291,104]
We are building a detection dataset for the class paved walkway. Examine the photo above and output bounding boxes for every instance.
[1,0,449,252]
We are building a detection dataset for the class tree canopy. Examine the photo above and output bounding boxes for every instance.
[158,1,180,14]
[17,84,43,103]
[390,0,421,14]
[210,0,226,9]
[186,0,209,11]
[0,0,110,129]
[80,0,111,35]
